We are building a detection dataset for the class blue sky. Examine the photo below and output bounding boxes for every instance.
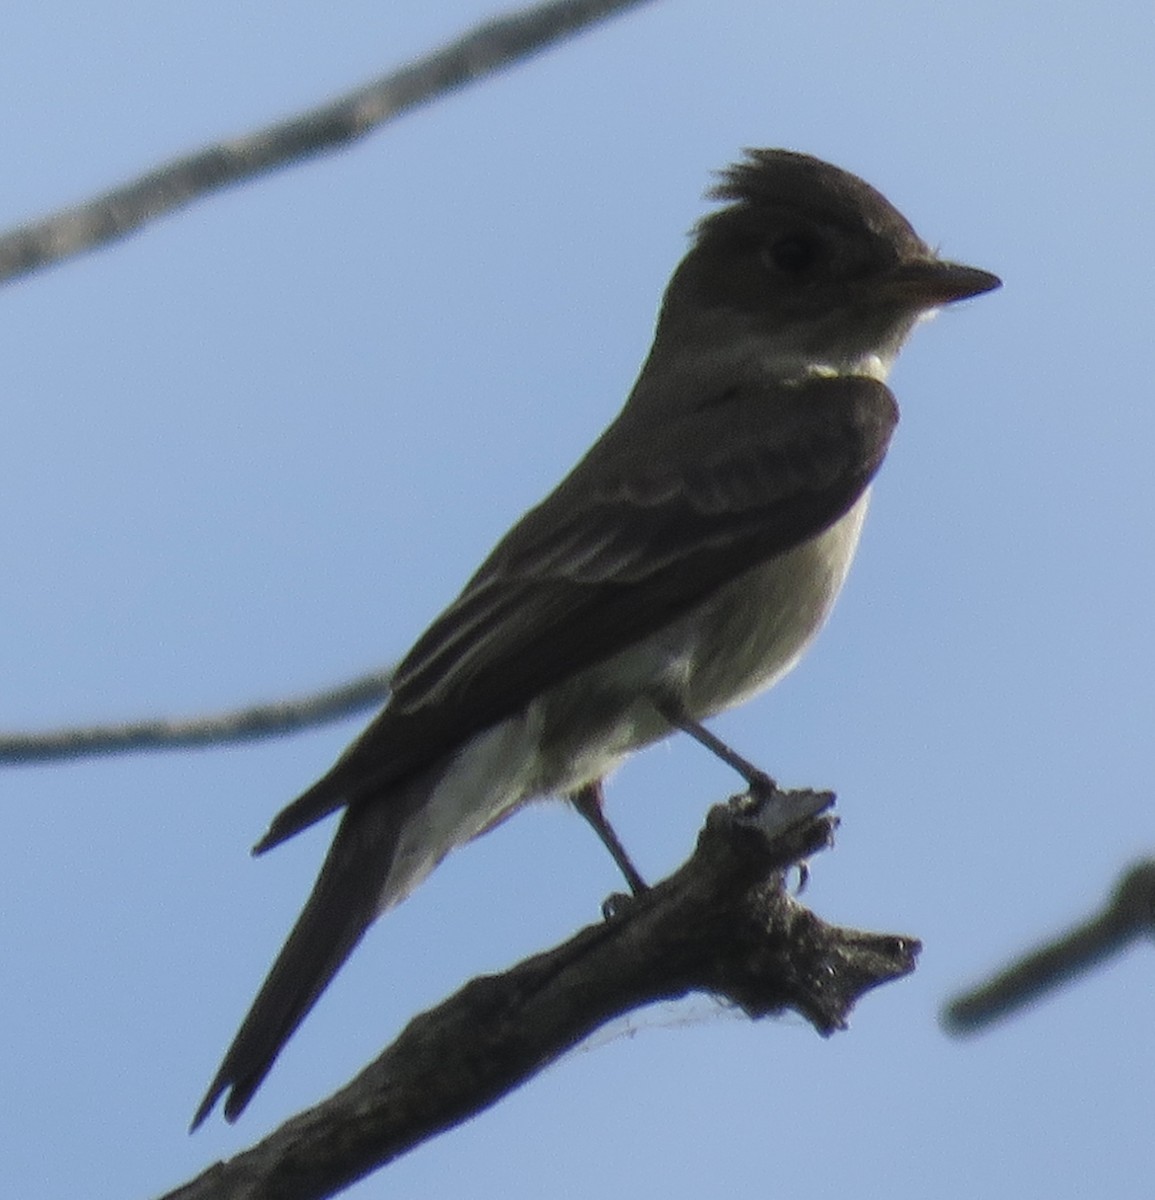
[3,2,1154,1197]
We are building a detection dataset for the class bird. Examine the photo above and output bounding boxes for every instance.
[193,148,999,1127]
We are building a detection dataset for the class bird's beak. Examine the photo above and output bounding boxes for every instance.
[880,259,1002,307]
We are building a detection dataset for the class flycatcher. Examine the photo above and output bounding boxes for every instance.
[194,149,999,1126]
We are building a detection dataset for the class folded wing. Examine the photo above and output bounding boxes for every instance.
[256,375,898,851]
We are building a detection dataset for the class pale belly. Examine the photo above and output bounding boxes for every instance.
[527,487,870,794]
[384,491,869,905]
[680,488,870,716]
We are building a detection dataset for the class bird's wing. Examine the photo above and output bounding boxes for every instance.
[256,375,897,851]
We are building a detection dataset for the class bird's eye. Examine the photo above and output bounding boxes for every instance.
[764,232,821,274]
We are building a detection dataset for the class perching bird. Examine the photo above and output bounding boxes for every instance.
[193,149,999,1126]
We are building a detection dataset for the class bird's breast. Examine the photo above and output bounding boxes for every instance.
[529,489,871,796]
[678,488,871,717]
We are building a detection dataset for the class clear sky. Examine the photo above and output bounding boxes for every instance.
[3,2,1154,1197]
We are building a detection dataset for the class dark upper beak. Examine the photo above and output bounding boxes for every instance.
[881,259,1002,307]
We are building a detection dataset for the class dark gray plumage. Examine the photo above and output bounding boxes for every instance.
[193,149,998,1127]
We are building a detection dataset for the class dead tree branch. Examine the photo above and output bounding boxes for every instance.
[163,788,919,1200]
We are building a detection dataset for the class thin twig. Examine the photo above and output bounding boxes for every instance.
[0,0,655,285]
[0,668,392,765]
[942,859,1155,1034]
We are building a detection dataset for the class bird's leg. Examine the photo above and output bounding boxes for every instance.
[657,713,810,890]
[570,780,648,896]
[655,699,777,801]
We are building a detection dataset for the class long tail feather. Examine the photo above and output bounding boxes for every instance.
[191,784,423,1128]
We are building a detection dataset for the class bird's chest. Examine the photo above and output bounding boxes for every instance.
[678,489,871,716]
[527,491,870,793]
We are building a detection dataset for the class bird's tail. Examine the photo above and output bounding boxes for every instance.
[191,772,436,1129]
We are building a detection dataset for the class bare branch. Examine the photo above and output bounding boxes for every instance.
[0,0,656,286]
[0,668,391,766]
[162,789,919,1200]
[942,859,1155,1034]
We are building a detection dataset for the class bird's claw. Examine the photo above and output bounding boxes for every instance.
[601,891,639,921]
[730,770,778,813]
[794,859,810,893]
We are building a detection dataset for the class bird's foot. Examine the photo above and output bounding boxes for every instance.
[600,889,646,921]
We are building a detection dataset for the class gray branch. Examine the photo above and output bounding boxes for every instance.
[161,787,919,1200]
[942,859,1155,1034]
[0,0,655,285]
[0,668,392,765]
